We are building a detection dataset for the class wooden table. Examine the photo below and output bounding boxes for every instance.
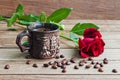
[0,20,120,80]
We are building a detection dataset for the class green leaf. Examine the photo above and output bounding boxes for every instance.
[0,16,3,21]
[6,13,18,27]
[39,12,47,22]
[70,23,99,35]
[47,8,72,23]
[17,20,31,26]
[50,22,65,30]
[22,41,29,47]
[70,32,78,43]
[18,15,37,22]
[28,14,40,21]
[60,35,73,41]
[16,3,24,17]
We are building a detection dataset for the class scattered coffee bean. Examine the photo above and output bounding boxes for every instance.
[112,69,117,73]
[103,58,107,61]
[99,63,104,67]
[79,62,84,66]
[88,57,93,61]
[52,65,57,69]
[91,61,95,64]
[4,64,10,69]
[32,64,38,68]
[48,61,53,65]
[57,62,62,67]
[66,61,71,65]
[96,62,100,64]
[25,55,32,59]
[94,64,100,69]
[70,58,76,63]
[85,65,91,69]
[55,55,60,59]
[62,59,67,65]
[98,68,104,72]
[74,65,79,69]
[26,60,31,65]
[60,54,65,58]
[43,63,49,67]
[61,65,66,69]
[103,60,108,64]
[62,69,66,73]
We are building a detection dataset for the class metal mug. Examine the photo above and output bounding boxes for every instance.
[16,22,60,59]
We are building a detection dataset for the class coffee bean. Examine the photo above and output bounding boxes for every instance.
[85,65,91,69]
[60,54,65,58]
[55,55,60,59]
[91,61,95,64]
[33,64,38,68]
[54,61,59,66]
[62,69,66,73]
[94,64,100,69]
[4,64,10,69]
[61,65,66,69]
[43,63,49,67]
[79,62,84,66]
[74,65,79,69]
[52,65,57,69]
[26,60,31,65]
[96,62,100,64]
[48,61,53,65]
[112,69,117,73]
[66,61,71,65]
[62,59,67,65]
[70,58,76,63]
[103,60,108,64]
[98,68,104,72]
[57,63,62,67]
[88,57,93,61]
[25,55,32,59]
[103,58,107,61]
[99,63,104,67]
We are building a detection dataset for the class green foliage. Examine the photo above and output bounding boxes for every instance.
[22,41,29,47]
[39,12,47,22]
[50,22,65,30]
[16,3,24,17]
[70,23,99,35]
[0,16,3,21]
[47,8,72,23]
[6,13,18,27]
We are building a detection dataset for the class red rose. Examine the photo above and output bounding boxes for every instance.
[84,28,102,38]
[79,28,105,58]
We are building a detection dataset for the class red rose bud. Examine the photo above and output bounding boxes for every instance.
[79,28,105,58]
[84,28,102,38]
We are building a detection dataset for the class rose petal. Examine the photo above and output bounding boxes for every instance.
[79,38,86,49]
[80,51,89,58]
[84,28,102,38]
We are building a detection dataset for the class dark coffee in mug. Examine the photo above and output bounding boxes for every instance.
[16,23,60,59]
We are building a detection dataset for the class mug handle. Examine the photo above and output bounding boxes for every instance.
[16,30,29,52]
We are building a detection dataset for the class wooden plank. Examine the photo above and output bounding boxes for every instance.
[0,36,120,49]
[0,75,120,80]
[0,59,119,74]
[1,0,120,20]
[61,20,120,25]
[1,20,120,31]
[0,49,120,60]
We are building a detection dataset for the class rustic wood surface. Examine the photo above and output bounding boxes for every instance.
[0,20,120,80]
[0,0,120,19]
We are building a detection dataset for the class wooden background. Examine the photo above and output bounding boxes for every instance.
[0,0,120,19]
